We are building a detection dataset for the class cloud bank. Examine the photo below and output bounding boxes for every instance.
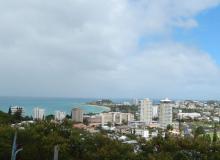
[0,0,220,99]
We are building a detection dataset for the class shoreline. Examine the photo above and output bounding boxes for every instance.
[84,104,110,112]
[0,104,111,116]
[0,98,112,115]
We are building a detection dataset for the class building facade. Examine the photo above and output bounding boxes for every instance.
[9,106,25,116]
[55,111,66,121]
[84,115,102,124]
[159,98,173,129]
[100,112,134,125]
[72,108,84,123]
[139,98,153,125]
[33,107,45,120]
[152,105,158,118]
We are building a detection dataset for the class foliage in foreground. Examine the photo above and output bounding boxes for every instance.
[0,110,220,160]
[0,122,220,160]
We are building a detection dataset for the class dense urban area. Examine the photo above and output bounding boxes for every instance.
[1,98,220,160]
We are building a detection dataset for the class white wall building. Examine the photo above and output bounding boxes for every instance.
[213,117,220,122]
[9,106,25,116]
[159,98,173,129]
[139,98,153,125]
[123,101,131,106]
[33,107,45,120]
[152,105,158,118]
[55,111,66,121]
[217,108,220,116]
[135,129,150,139]
[132,99,139,106]
[100,112,134,126]
[177,112,201,119]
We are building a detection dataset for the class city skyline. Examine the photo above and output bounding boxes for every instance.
[0,1,220,99]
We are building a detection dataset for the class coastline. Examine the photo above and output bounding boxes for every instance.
[0,97,111,115]
[83,104,110,112]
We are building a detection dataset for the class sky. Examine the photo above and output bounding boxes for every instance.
[0,0,220,99]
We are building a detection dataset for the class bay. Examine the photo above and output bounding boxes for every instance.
[0,97,110,116]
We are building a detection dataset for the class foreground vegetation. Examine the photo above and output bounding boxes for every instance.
[0,111,220,160]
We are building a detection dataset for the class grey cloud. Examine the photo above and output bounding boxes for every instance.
[0,0,220,98]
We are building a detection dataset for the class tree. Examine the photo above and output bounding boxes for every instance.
[65,114,71,119]
[0,111,12,124]
[213,123,218,143]
[8,108,12,115]
[107,121,112,127]
[166,124,173,131]
[122,119,128,125]
[173,151,190,160]
[194,126,205,138]
[45,115,54,121]
[165,124,173,139]
[83,118,89,126]
[12,110,23,123]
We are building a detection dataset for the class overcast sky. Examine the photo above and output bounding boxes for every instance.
[1,0,220,99]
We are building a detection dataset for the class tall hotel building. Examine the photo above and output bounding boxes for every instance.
[159,98,173,129]
[33,107,45,120]
[139,98,153,125]
[72,108,84,123]
[55,111,66,121]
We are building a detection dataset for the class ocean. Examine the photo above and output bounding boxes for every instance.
[0,97,110,116]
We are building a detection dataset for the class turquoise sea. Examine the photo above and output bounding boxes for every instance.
[0,97,110,116]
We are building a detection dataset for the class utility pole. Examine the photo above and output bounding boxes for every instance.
[11,131,23,160]
[11,132,17,160]
[53,145,59,160]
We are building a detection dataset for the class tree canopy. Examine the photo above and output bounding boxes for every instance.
[0,111,220,160]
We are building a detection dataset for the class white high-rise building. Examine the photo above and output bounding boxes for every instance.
[159,98,173,129]
[139,98,153,125]
[132,99,139,106]
[55,111,66,121]
[33,107,45,120]
[218,108,220,116]
[152,105,158,118]
[72,108,84,123]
